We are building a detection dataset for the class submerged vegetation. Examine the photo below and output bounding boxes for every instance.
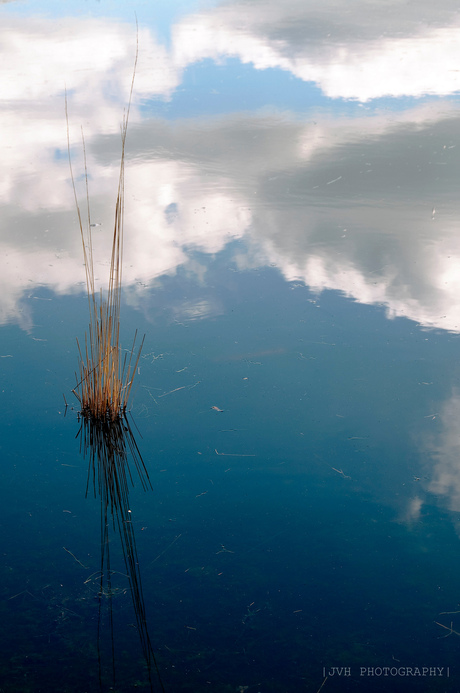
[66,44,143,422]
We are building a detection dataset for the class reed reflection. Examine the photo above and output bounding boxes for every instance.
[76,414,164,692]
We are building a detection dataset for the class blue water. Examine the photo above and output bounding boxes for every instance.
[3,1,460,691]
[1,254,460,692]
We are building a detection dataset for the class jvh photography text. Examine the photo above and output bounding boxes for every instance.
[322,666,450,678]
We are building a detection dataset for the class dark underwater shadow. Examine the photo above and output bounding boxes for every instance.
[76,412,165,693]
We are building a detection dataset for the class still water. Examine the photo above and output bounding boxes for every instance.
[2,1,460,691]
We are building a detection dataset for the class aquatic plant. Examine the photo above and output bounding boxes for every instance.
[66,45,143,422]
[66,34,165,692]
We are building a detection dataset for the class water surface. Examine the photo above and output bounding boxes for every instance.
[2,1,460,691]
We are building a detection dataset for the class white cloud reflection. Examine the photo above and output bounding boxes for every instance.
[172,0,460,101]
[426,391,460,514]
[2,7,460,333]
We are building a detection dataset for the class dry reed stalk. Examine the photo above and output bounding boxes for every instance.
[66,38,143,421]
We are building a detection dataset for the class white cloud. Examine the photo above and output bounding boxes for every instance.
[172,0,460,100]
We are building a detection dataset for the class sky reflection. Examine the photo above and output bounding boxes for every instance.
[1,1,460,335]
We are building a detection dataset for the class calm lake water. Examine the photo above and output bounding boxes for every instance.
[2,1,460,691]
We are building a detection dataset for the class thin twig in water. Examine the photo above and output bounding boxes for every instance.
[316,677,328,693]
[158,386,186,398]
[434,621,460,637]
[215,449,255,457]
[152,534,182,563]
[63,546,89,569]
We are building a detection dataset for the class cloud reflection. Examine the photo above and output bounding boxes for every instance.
[173,0,460,101]
[2,9,460,334]
[426,391,460,514]
[67,105,460,334]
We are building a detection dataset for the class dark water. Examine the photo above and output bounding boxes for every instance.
[2,1,460,692]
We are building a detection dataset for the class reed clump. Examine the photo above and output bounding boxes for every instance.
[67,47,143,422]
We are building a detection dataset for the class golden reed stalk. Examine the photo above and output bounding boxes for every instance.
[66,39,143,421]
